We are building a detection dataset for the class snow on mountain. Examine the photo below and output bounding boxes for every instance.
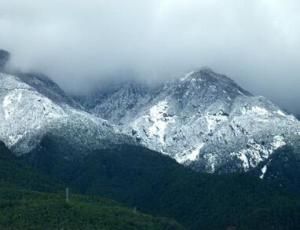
[80,68,300,173]
[1,47,298,175]
[79,81,160,125]
[0,72,128,155]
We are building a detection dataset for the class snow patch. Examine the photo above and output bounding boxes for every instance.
[241,106,271,117]
[236,151,250,169]
[3,91,22,120]
[8,134,24,146]
[176,143,205,164]
[180,71,195,81]
[259,165,267,179]
[276,110,286,117]
[148,100,175,145]
[251,106,270,116]
[205,112,228,131]
[271,135,286,149]
[231,136,286,172]
[204,153,217,173]
[237,90,245,95]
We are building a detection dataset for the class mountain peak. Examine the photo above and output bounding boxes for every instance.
[180,67,236,85]
[175,68,252,102]
[75,67,299,173]
[0,49,10,69]
[184,67,234,82]
[198,66,216,74]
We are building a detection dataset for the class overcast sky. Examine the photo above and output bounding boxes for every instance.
[0,0,300,113]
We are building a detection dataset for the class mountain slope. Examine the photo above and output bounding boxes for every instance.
[79,68,300,173]
[1,49,300,229]
[21,136,300,230]
[0,187,183,230]
[0,141,63,192]
[0,142,183,230]
[0,71,132,154]
[2,49,299,175]
[252,136,300,193]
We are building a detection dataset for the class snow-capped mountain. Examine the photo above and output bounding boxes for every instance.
[0,68,129,155]
[80,68,300,173]
[1,49,299,175]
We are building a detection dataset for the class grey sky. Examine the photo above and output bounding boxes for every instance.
[0,0,299,113]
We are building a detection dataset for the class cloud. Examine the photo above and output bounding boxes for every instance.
[0,0,300,113]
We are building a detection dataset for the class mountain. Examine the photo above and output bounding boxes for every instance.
[78,68,300,174]
[1,49,299,178]
[1,50,300,229]
[3,136,299,229]
[0,141,62,192]
[20,135,300,230]
[2,128,299,230]
[0,188,183,230]
[252,135,300,193]
[0,142,183,230]
[0,70,132,155]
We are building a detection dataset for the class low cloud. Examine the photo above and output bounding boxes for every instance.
[0,0,300,113]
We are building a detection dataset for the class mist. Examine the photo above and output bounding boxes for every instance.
[0,0,300,113]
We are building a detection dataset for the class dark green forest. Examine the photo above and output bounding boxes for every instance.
[0,142,183,230]
[0,187,183,230]
[1,137,300,229]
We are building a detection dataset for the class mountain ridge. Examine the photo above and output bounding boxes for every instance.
[19,135,300,230]
[77,68,300,173]
[1,49,299,177]
[1,49,300,229]
[0,71,132,154]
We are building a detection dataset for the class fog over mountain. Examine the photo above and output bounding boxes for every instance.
[0,0,300,113]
